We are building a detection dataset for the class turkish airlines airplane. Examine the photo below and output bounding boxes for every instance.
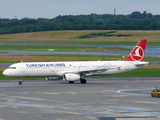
[3,39,149,85]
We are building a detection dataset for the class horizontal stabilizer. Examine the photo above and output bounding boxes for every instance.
[134,61,149,67]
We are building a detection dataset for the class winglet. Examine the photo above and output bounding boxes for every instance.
[124,39,147,61]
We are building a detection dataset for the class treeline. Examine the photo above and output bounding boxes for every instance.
[0,11,160,34]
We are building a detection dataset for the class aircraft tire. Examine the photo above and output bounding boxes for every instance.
[69,81,75,84]
[80,79,87,84]
[19,81,23,85]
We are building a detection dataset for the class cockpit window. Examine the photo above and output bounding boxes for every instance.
[8,67,16,69]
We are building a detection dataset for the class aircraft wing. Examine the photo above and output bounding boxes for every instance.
[79,68,108,73]
[57,68,110,76]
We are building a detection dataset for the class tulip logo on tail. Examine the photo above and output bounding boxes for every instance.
[124,39,147,61]
[131,46,144,61]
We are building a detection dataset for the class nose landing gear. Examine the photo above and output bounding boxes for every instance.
[19,78,23,85]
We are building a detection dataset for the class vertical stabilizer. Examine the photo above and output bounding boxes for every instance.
[124,39,147,61]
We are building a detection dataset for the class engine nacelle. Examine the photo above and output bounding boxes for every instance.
[63,73,80,81]
[45,77,62,81]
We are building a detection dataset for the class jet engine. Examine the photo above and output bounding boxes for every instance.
[45,77,62,81]
[63,73,80,81]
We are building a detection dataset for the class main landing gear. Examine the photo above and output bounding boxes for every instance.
[19,78,23,85]
[69,81,75,84]
[68,78,87,84]
[80,78,87,84]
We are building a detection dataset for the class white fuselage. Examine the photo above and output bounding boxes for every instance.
[3,61,149,78]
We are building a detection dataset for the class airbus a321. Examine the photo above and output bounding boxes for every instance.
[3,39,149,85]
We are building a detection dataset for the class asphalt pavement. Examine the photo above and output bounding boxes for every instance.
[0,77,160,120]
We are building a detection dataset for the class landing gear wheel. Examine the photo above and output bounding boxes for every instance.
[80,79,87,84]
[69,81,75,84]
[19,81,23,85]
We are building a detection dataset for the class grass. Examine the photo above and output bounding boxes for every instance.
[0,55,127,63]
[0,40,160,46]
[109,68,160,77]
[0,54,160,63]
[0,30,160,45]
[0,45,131,52]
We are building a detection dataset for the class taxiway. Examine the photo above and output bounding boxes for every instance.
[0,77,160,120]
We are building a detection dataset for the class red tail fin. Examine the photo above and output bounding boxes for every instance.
[124,39,147,61]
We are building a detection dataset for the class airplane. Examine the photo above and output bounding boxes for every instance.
[3,39,149,85]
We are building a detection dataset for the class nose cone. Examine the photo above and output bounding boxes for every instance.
[3,70,10,76]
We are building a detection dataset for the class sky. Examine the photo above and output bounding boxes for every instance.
[0,0,160,19]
